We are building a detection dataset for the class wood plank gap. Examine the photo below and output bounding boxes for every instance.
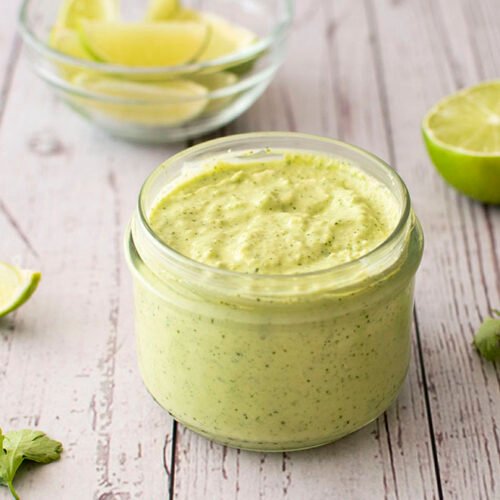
[382,413,400,500]
[459,1,486,80]
[0,36,21,125]
[94,170,122,497]
[0,196,39,257]
[322,0,343,140]
[167,421,178,500]
[413,308,444,500]
[362,0,396,166]
[364,1,445,497]
[483,206,500,293]
[426,0,465,89]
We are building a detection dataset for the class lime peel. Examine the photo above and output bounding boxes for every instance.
[422,80,500,204]
[0,262,41,318]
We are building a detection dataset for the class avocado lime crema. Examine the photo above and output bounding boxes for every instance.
[126,135,423,451]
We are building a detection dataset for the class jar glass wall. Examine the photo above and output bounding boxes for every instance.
[125,133,424,451]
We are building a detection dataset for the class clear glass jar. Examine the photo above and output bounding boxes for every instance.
[125,133,424,451]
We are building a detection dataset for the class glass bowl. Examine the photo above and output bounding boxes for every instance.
[19,0,293,143]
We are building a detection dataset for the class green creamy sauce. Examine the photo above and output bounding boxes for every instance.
[134,151,417,450]
[149,153,400,274]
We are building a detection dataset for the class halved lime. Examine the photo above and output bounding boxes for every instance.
[80,20,210,66]
[0,262,41,318]
[72,73,208,125]
[145,0,180,21]
[196,13,256,62]
[55,0,118,30]
[422,81,500,204]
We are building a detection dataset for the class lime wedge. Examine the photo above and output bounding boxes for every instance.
[197,13,256,62]
[0,262,41,318]
[72,73,208,125]
[145,0,180,21]
[49,27,93,60]
[174,9,201,22]
[80,21,210,66]
[190,71,238,114]
[422,81,500,204]
[55,0,118,30]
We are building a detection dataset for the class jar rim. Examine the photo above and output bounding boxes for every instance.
[131,132,415,292]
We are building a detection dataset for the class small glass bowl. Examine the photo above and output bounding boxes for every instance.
[19,0,293,143]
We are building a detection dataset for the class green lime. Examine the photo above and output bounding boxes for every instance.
[79,20,210,66]
[422,81,500,204]
[0,262,41,318]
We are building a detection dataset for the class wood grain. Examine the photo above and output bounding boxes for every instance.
[370,0,500,499]
[0,0,499,499]
[172,1,438,499]
[0,58,181,498]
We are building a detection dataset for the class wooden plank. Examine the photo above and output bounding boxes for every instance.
[369,0,500,499]
[171,1,438,499]
[0,0,22,119]
[0,58,181,498]
[0,0,498,498]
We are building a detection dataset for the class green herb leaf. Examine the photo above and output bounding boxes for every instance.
[473,314,500,362]
[0,428,63,499]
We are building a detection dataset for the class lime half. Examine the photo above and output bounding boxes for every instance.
[55,0,118,30]
[422,81,500,204]
[80,20,210,66]
[0,262,41,318]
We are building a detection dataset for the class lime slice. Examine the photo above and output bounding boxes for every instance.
[0,262,41,318]
[422,81,500,204]
[196,13,256,62]
[55,0,118,30]
[145,0,180,21]
[72,73,208,125]
[80,21,210,66]
[49,27,93,60]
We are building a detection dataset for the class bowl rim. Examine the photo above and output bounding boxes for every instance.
[18,0,295,76]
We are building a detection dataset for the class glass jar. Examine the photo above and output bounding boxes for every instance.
[125,133,424,451]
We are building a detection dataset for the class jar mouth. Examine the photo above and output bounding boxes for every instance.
[133,132,413,290]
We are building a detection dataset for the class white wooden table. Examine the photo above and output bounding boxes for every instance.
[1,0,499,498]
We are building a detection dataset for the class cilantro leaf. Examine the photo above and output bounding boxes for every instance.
[473,312,500,362]
[0,428,63,499]
[3,430,63,464]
